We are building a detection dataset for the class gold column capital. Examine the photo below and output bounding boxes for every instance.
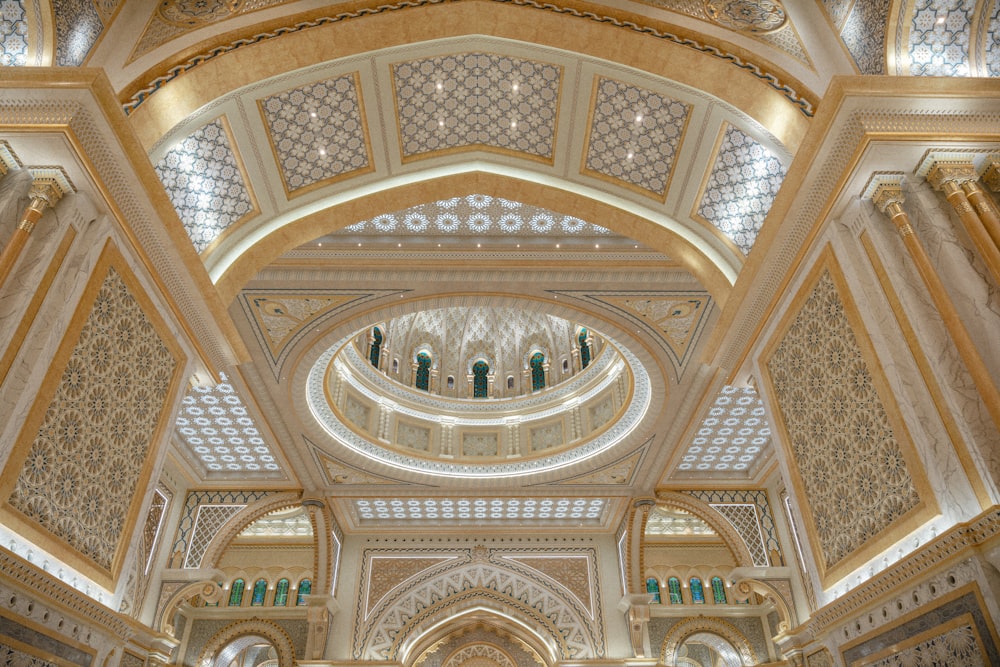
[26,167,74,207]
[983,158,1000,193]
[862,172,906,214]
[925,160,978,190]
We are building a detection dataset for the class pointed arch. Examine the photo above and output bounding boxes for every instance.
[650,492,755,567]
[197,618,296,667]
[355,560,602,661]
[198,492,305,568]
[659,617,756,666]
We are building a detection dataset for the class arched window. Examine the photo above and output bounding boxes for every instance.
[369,327,383,368]
[447,376,455,389]
[690,577,705,604]
[251,578,267,606]
[667,577,683,604]
[296,579,312,606]
[274,578,290,606]
[415,352,431,391]
[711,576,727,604]
[530,352,545,390]
[645,577,661,604]
[228,578,245,606]
[507,375,514,390]
[472,361,489,398]
[578,328,591,369]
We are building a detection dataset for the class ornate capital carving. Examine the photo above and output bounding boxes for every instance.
[0,141,21,177]
[862,172,906,214]
[925,160,978,190]
[26,167,75,206]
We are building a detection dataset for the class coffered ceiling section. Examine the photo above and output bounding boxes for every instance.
[147,38,792,285]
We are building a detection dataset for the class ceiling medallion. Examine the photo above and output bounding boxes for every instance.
[704,0,787,33]
[158,0,244,27]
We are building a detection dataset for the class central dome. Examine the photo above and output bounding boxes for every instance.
[305,306,652,478]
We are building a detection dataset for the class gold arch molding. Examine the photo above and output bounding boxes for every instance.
[213,171,735,306]
[126,1,811,149]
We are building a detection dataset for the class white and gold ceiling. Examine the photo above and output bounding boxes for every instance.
[2,0,997,530]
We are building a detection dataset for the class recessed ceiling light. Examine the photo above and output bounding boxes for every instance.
[310,111,317,118]
[635,113,643,123]
[626,151,634,160]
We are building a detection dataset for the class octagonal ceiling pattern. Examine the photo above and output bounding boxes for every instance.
[146,37,792,284]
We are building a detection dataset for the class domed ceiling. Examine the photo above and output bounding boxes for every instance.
[307,308,650,478]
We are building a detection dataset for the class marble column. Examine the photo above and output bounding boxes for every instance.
[0,171,72,288]
[864,173,1000,432]
[979,157,1000,247]
[924,160,1000,285]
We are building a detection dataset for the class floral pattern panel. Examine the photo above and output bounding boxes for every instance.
[763,255,926,579]
[2,246,182,580]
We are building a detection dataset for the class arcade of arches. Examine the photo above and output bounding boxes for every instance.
[0,2,999,667]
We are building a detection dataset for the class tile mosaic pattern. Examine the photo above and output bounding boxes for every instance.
[696,124,786,255]
[0,0,28,66]
[393,53,560,159]
[260,73,370,192]
[820,0,852,29]
[155,117,254,254]
[175,372,283,476]
[584,78,690,197]
[7,265,177,572]
[840,0,891,74]
[909,0,975,76]
[54,0,104,66]
[766,268,920,571]
[339,195,613,236]
[988,4,1000,76]
[0,644,58,667]
[676,385,770,473]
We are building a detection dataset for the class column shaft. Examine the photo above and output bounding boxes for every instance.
[939,181,1000,285]
[884,201,1000,431]
[0,198,45,288]
[962,181,1000,251]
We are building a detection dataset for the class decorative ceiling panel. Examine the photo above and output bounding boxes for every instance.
[675,385,771,475]
[155,116,256,254]
[583,77,691,198]
[55,0,103,66]
[175,372,284,477]
[259,72,373,194]
[695,123,786,255]
[392,53,561,161]
[335,195,614,237]
[908,0,975,76]
[644,506,717,536]
[353,497,607,523]
[1,2,28,66]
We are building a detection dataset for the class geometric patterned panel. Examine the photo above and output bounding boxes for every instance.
[259,73,371,193]
[499,554,594,617]
[3,260,179,574]
[909,0,975,76]
[684,489,783,564]
[839,0,891,74]
[171,490,274,563]
[365,556,456,618]
[337,195,614,237]
[695,124,786,255]
[54,0,103,66]
[354,498,607,523]
[392,53,561,160]
[182,504,247,568]
[0,1,28,66]
[710,503,769,567]
[988,6,1000,76]
[675,385,771,474]
[174,372,283,476]
[765,264,922,572]
[154,116,255,254]
[583,77,690,197]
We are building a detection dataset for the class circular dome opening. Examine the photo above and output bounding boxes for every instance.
[305,307,652,478]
